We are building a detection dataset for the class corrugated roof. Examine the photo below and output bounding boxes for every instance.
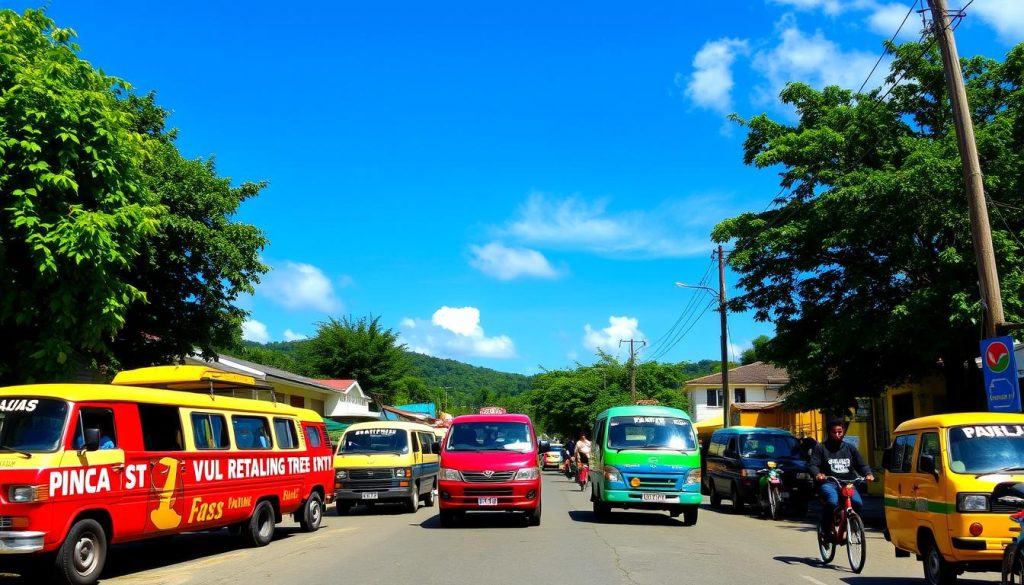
[731,400,782,411]
[684,361,789,386]
[185,353,342,394]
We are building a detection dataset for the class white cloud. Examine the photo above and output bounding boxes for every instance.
[498,192,720,259]
[752,15,885,100]
[866,3,922,40]
[469,242,560,281]
[242,319,270,343]
[399,306,517,360]
[582,316,647,354]
[684,38,750,115]
[973,0,1024,45]
[260,261,342,313]
[283,329,308,341]
[768,0,875,16]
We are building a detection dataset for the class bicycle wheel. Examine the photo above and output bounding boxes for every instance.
[818,528,836,563]
[846,512,866,574]
[768,485,781,520]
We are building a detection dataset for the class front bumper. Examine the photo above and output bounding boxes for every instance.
[438,480,540,511]
[603,488,702,509]
[0,531,44,554]
[334,483,415,502]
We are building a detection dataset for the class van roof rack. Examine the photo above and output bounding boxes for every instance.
[112,365,276,401]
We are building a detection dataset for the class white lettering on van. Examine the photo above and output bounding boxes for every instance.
[962,425,1024,440]
[125,463,147,489]
[193,460,224,481]
[49,467,112,497]
[0,399,37,412]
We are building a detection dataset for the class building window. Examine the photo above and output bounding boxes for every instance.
[734,388,746,403]
[706,389,722,407]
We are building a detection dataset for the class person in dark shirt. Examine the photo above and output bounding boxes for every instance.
[809,419,875,537]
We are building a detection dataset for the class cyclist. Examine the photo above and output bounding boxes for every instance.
[809,419,874,538]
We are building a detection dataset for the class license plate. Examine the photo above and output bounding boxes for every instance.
[361,492,378,500]
[641,493,666,502]
[478,497,498,506]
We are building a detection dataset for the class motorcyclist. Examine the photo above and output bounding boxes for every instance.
[575,431,592,470]
[809,419,874,538]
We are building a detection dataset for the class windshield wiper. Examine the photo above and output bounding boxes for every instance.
[0,445,31,458]
[976,466,1024,478]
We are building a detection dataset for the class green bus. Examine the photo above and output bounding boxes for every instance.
[588,405,701,525]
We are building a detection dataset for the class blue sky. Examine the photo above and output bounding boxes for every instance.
[15,1,1021,375]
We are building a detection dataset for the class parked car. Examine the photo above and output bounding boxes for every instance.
[704,426,812,516]
[540,444,563,469]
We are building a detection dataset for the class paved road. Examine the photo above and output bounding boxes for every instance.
[2,472,1003,585]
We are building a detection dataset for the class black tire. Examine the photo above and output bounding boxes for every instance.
[730,482,744,512]
[526,502,541,526]
[1011,550,1024,585]
[299,492,323,532]
[768,485,781,520]
[54,518,106,585]
[405,489,418,513]
[243,500,275,547]
[424,481,436,507]
[682,505,698,526]
[846,512,866,574]
[819,528,837,563]
[922,536,957,585]
[593,500,611,522]
[439,510,456,527]
[709,484,722,508]
[335,501,352,516]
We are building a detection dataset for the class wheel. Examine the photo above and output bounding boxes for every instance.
[243,500,276,547]
[405,489,419,513]
[1011,550,1024,585]
[593,500,611,522]
[439,510,456,527]
[298,492,323,532]
[54,518,107,585]
[669,507,682,518]
[818,528,836,563]
[682,505,698,526]
[730,483,744,512]
[423,481,436,507]
[526,502,541,526]
[768,485,781,520]
[709,484,722,508]
[922,536,957,585]
[335,501,352,516]
[846,512,866,574]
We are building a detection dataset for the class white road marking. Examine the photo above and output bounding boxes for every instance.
[800,576,829,585]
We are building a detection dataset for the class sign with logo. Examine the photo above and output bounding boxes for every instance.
[981,336,1022,413]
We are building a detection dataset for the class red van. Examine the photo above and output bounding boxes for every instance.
[438,412,547,527]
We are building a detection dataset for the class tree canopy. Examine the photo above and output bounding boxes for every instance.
[713,41,1024,412]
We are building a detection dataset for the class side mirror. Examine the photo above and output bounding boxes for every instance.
[84,428,101,452]
[881,447,892,471]
[919,454,939,478]
[538,440,550,454]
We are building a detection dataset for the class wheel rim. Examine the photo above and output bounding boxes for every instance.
[819,532,836,563]
[926,546,941,582]
[73,531,98,575]
[847,516,865,573]
[769,487,778,518]
[258,506,274,539]
[310,498,322,526]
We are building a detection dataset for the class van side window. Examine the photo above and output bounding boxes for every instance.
[72,407,117,450]
[233,416,272,450]
[726,437,738,456]
[918,432,941,471]
[273,418,299,450]
[595,419,606,448]
[139,404,184,451]
[304,425,323,448]
[891,434,917,473]
[191,413,229,450]
[411,432,421,453]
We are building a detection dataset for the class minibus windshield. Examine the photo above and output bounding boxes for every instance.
[0,398,69,452]
[338,428,409,454]
[445,422,533,452]
[948,424,1024,474]
[607,416,696,451]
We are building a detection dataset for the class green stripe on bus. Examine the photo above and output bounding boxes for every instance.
[883,496,956,514]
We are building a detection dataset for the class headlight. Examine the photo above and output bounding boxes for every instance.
[514,467,540,481]
[957,493,990,512]
[603,466,622,483]
[335,469,348,480]
[395,468,412,478]
[796,472,811,480]
[9,485,44,503]
[440,467,464,481]
[686,468,701,485]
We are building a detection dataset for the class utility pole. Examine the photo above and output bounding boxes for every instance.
[619,339,646,402]
[717,244,730,429]
[928,0,1005,337]
[441,386,453,413]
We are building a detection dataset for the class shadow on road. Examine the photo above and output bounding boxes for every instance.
[568,509,686,526]
[418,511,533,529]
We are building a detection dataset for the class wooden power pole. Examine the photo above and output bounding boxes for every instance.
[619,338,646,402]
[717,244,730,429]
[928,0,1005,337]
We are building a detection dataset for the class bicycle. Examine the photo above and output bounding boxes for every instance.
[816,476,867,574]
[998,484,1024,584]
[757,461,786,520]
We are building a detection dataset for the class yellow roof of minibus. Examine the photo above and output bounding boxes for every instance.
[0,382,322,422]
[344,420,438,434]
[893,411,1024,433]
[111,365,270,391]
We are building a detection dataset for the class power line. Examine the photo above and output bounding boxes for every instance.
[857,0,920,95]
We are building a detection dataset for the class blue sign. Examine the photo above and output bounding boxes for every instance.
[981,336,1021,413]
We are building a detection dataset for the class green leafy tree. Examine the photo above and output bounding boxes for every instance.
[713,41,1024,412]
[302,316,410,404]
[112,93,268,368]
[740,335,772,365]
[0,10,162,383]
